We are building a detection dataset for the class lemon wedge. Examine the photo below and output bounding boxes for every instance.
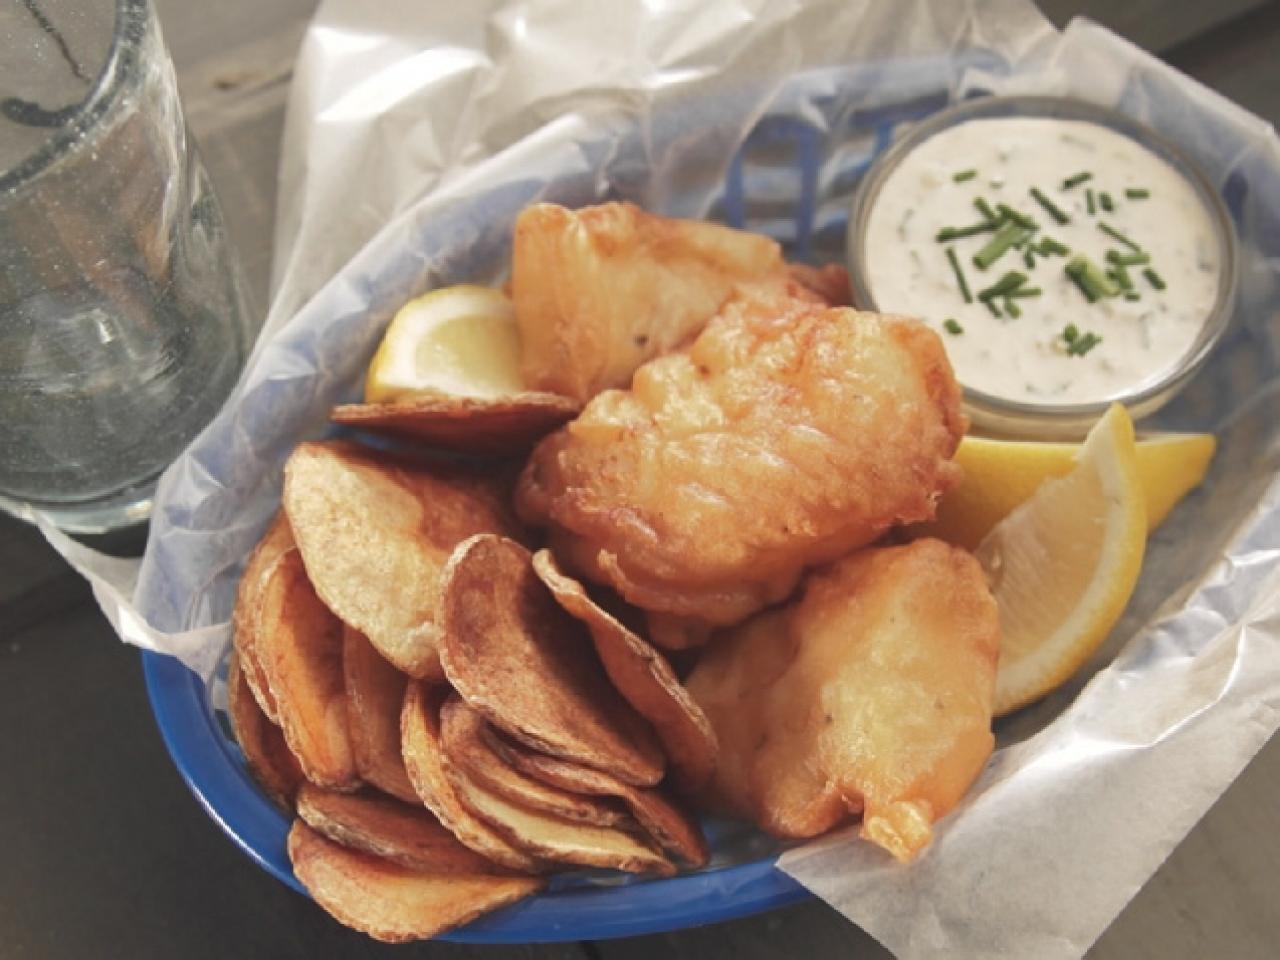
[923,429,1215,550]
[364,285,523,403]
[976,404,1147,716]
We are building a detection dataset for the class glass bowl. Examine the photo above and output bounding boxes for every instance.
[846,95,1238,439]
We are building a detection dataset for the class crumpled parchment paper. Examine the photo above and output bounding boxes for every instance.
[39,2,1280,957]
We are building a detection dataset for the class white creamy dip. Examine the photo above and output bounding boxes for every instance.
[864,117,1221,405]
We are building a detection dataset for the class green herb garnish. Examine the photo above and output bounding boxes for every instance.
[1062,324,1103,356]
[946,246,972,303]
[1008,287,1043,298]
[1125,188,1150,199]
[953,169,978,183]
[977,270,1028,302]
[973,223,1033,270]
[1004,297,1022,319]
[943,318,964,335]
[983,297,1002,318]
[1143,267,1167,291]
[1030,187,1070,225]
[1037,237,1070,256]
[974,198,998,223]
[1023,249,1036,270]
[1106,249,1150,267]
[1065,255,1118,303]
[1062,171,1093,189]
[1100,192,1115,212]
[996,203,1038,230]
[1086,188,1096,215]
[1098,221,1142,252]
[936,221,999,242]
[1109,263,1134,292]
[1124,290,1142,301]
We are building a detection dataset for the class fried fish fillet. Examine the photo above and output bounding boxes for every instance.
[685,539,1001,862]
[512,201,795,403]
[516,294,965,636]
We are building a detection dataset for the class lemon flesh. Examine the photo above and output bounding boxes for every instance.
[924,430,1215,550]
[976,404,1148,716]
[364,286,523,403]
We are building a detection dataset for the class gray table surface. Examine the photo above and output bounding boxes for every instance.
[3,2,1279,958]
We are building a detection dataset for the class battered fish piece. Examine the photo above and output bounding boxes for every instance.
[513,202,794,403]
[516,295,965,636]
[685,539,1000,862]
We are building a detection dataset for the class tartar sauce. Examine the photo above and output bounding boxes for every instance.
[864,117,1221,405]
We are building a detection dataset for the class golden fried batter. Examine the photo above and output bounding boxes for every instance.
[686,539,1000,862]
[516,294,965,636]
[512,202,793,403]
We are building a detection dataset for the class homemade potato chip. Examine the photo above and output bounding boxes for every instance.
[226,651,304,810]
[296,783,501,874]
[343,626,417,803]
[283,441,522,680]
[448,766,674,876]
[256,547,358,791]
[486,728,708,869]
[532,549,717,792]
[288,821,543,943]
[439,694,627,828]
[332,392,579,457]
[231,513,295,723]
[686,539,1000,863]
[399,681,542,872]
[439,534,664,787]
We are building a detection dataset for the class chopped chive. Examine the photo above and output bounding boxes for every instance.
[1106,249,1151,267]
[1063,323,1079,343]
[1098,221,1142,252]
[983,297,1002,318]
[1086,188,1096,215]
[1062,171,1093,189]
[1110,263,1134,292]
[977,270,1028,301]
[1067,331,1103,356]
[943,318,964,335]
[1100,191,1115,212]
[996,203,1038,230]
[1030,187,1070,225]
[1124,290,1142,301]
[1065,255,1118,302]
[974,198,998,223]
[973,223,1032,270]
[1008,287,1043,298]
[953,169,978,183]
[936,221,999,241]
[946,246,972,303]
[1038,237,1069,256]
[1125,188,1150,199]
[1143,267,1167,291]
[1004,296,1022,319]
[1023,248,1037,269]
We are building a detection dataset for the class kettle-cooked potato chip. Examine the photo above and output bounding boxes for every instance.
[283,441,522,680]
[343,626,417,803]
[532,549,717,793]
[288,820,543,943]
[447,765,674,876]
[486,728,708,869]
[400,681,542,873]
[438,534,664,787]
[256,547,358,791]
[296,783,502,874]
[226,650,304,810]
[439,693,627,828]
[332,391,579,457]
[231,513,295,723]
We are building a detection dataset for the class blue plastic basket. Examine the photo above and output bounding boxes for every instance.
[141,61,969,942]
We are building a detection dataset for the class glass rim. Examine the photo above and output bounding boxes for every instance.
[0,0,151,196]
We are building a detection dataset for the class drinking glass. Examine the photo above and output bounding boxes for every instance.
[0,0,252,533]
